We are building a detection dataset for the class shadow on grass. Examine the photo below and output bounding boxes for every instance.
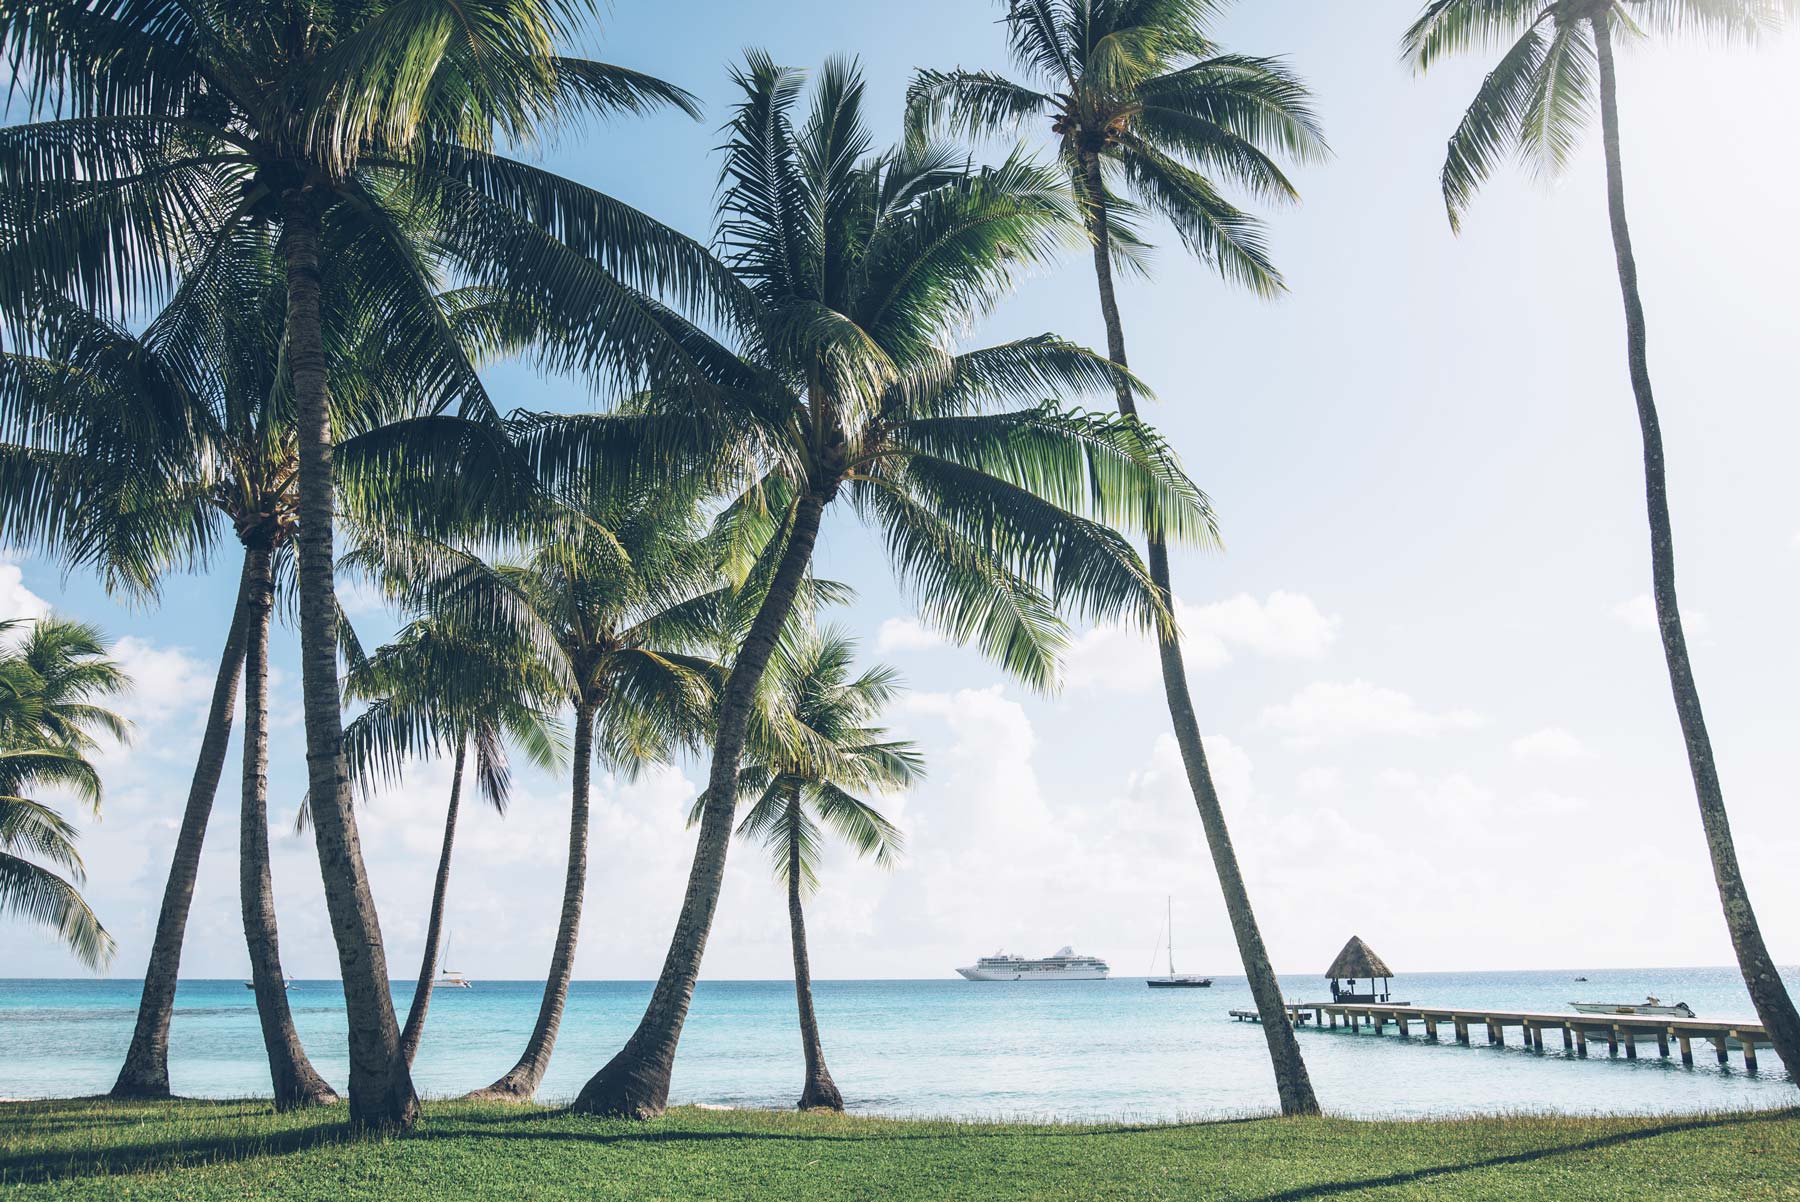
[0,1113,357,1186]
[4,1104,1794,1192]
[1240,1110,1799,1202]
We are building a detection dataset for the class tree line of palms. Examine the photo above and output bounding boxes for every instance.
[0,0,1793,1131]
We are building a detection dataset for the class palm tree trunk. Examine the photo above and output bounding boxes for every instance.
[281,192,418,1130]
[574,491,831,1117]
[399,738,467,1068]
[469,702,594,1100]
[1080,151,1319,1116]
[239,542,338,1109]
[1591,18,1800,1079]
[110,555,255,1099]
[787,794,842,1110]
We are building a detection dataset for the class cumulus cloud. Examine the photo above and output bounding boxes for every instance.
[1260,680,1483,747]
[1511,727,1583,761]
[1064,591,1339,693]
[111,636,216,727]
[0,561,50,626]
[875,617,943,653]
[1611,594,1709,637]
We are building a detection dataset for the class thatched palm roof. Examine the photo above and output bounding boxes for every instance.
[1326,936,1392,980]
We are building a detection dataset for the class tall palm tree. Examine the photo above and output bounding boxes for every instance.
[0,0,727,1128]
[710,627,917,1110]
[1403,0,1800,1079]
[0,231,526,1102]
[907,0,1328,1115]
[339,615,564,1067]
[0,617,130,969]
[566,54,1213,1119]
[365,488,734,1101]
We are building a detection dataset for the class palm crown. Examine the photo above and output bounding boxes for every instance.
[1404,0,1791,231]
[907,0,1326,294]
[709,628,919,894]
[571,52,1219,693]
[0,616,131,969]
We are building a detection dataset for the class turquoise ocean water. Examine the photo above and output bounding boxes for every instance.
[2,967,1794,1119]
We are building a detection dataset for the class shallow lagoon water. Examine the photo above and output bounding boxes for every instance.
[2,967,1794,1119]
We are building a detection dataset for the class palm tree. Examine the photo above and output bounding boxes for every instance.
[907,0,1328,1115]
[567,54,1213,1119]
[0,231,526,1102]
[363,487,735,1101]
[339,615,564,1067]
[1402,0,1800,1079]
[712,627,917,1110]
[0,616,130,969]
[0,0,727,1128]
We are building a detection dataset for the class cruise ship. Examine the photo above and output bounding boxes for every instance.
[956,947,1110,981]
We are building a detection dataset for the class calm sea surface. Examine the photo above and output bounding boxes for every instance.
[2,968,1794,1119]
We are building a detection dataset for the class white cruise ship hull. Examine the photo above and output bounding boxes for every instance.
[956,965,1108,981]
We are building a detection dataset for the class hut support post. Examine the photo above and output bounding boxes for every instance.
[1712,1035,1728,1065]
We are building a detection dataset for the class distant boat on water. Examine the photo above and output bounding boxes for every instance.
[1571,996,1694,1018]
[1146,896,1211,989]
[243,978,293,991]
[957,947,1109,981]
[438,931,474,989]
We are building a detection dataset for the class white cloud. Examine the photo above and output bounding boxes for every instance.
[1260,680,1484,747]
[875,617,943,653]
[1511,726,1584,761]
[0,561,50,625]
[1064,591,1339,693]
[111,636,216,727]
[1611,593,1709,637]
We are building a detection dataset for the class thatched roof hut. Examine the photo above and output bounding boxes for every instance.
[1326,936,1392,981]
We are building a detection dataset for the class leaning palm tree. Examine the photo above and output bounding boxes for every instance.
[564,54,1212,1119]
[907,0,1328,1114]
[362,487,733,1101]
[339,615,564,1067]
[1402,0,1800,1079]
[0,0,728,1128]
[0,229,527,1103]
[709,627,917,1110]
[0,616,130,968]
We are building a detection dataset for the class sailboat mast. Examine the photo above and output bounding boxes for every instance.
[1167,895,1174,976]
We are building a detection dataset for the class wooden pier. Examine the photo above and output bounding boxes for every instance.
[1229,1002,1772,1071]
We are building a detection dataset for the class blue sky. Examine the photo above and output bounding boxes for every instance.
[5,0,1799,984]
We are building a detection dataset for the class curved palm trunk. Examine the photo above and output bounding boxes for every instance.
[240,543,338,1109]
[1080,153,1319,1116]
[1591,20,1800,1079]
[110,556,255,1099]
[399,739,467,1067]
[787,796,842,1110]
[574,491,831,1117]
[469,702,594,1100]
[282,194,418,1130]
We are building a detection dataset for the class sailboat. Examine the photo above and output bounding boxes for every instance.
[437,929,473,990]
[1146,896,1212,989]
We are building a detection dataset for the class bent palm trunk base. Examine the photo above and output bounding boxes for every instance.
[1591,17,1800,1080]
[110,559,255,1099]
[400,741,467,1068]
[240,543,337,1109]
[788,811,842,1111]
[467,705,594,1101]
[573,493,830,1118]
[1080,154,1319,1116]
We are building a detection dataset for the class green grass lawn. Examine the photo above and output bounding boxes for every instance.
[3,1098,1798,1201]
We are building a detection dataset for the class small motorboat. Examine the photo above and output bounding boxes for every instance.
[243,977,294,991]
[1571,996,1694,1018]
[1573,976,1588,982]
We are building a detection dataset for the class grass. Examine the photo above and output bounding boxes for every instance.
[2,1098,1799,1200]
